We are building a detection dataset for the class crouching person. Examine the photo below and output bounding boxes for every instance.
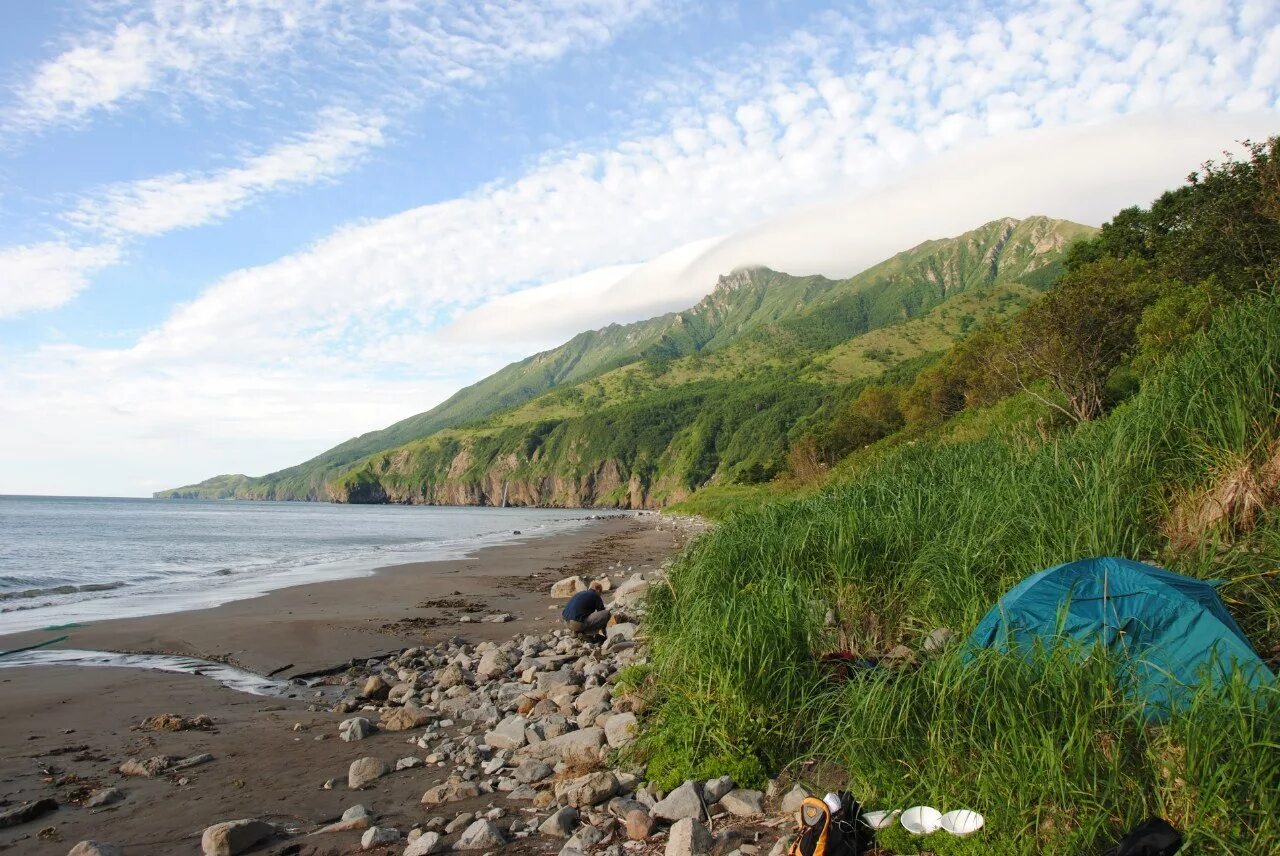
[563,581,610,640]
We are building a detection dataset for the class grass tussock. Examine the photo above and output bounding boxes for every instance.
[642,294,1280,854]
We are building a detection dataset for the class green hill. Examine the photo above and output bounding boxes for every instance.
[157,215,1094,503]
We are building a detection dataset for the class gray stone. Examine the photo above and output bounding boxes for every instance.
[558,771,618,808]
[651,781,705,822]
[605,623,637,642]
[702,776,735,804]
[446,813,475,834]
[84,787,124,808]
[67,844,123,856]
[397,756,425,770]
[519,726,604,763]
[665,818,713,856]
[924,627,957,653]
[551,576,587,597]
[363,826,403,849]
[201,819,274,856]
[348,757,390,790]
[420,781,481,806]
[573,686,611,712]
[767,836,794,856]
[718,790,764,818]
[539,806,580,838]
[562,823,604,854]
[476,650,511,680]
[382,705,432,732]
[454,819,506,851]
[340,717,375,742]
[404,831,445,856]
[604,712,638,749]
[514,760,553,784]
[780,785,808,815]
[343,805,371,822]
[485,715,529,750]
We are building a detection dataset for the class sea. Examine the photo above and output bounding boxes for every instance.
[0,495,608,636]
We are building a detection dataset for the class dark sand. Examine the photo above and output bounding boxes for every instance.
[0,515,694,855]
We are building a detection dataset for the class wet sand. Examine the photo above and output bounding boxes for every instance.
[0,514,693,855]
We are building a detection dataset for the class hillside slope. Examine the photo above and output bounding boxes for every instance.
[159,216,1093,503]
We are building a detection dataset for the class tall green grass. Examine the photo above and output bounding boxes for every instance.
[643,294,1280,853]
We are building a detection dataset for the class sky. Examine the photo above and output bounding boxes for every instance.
[0,1,1278,498]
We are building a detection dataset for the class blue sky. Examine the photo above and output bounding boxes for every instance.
[1,0,1278,496]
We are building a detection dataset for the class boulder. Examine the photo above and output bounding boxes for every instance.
[651,781,705,822]
[420,781,481,806]
[382,705,432,732]
[485,715,529,751]
[612,576,650,606]
[719,789,765,818]
[573,686,611,712]
[538,806,580,838]
[404,831,445,855]
[562,823,604,854]
[454,819,506,850]
[558,771,618,808]
[703,776,735,803]
[604,712,638,748]
[340,717,375,742]
[551,576,587,597]
[362,675,391,700]
[665,818,713,856]
[519,726,604,764]
[343,805,371,822]
[437,664,465,689]
[476,650,511,680]
[67,844,123,856]
[605,623,638,642]
[514,760,554,784]
[363,826,403,849]
[348,757,390,790]
[780,785,808,815]
[625,809,655,841]
[201,819,274,856]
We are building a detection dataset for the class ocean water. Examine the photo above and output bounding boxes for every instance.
[0,495,609,635]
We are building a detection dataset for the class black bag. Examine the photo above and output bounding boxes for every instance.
[787,792,873,856]
[1100,817,1183,856]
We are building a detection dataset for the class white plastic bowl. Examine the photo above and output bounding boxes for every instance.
[900,806,943,835]
[940,809,985,836]
[861,809,900,830]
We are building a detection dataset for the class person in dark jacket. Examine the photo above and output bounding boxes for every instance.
[562,581,610,639]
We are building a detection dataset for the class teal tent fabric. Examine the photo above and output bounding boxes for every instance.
[967,557,1275,717]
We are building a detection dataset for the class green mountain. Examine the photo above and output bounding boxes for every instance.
[158,215,1095,503]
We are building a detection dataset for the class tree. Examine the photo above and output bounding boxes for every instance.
[999,257,1161,422]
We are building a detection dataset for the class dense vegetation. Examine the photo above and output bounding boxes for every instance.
[643,138,1280,854]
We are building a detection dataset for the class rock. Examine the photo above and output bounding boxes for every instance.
[573,686,611,712]
[881,644,916,668]
[437,664,465,689]
[551,576,587,597]
[170,753,214,771]
[605,623,637,642]
[780,785,808,815]
[340,717,375,742]
[625,809,655,841]
[382,705,432,732]
[0,798,57,828]
[562,823,604,854]
[703,776,735,804]
[539,806,580,838]
[923,627,957,653]
[397,757,425,770]
[362,675,391,700]
[363,826,402,849]
[485,715,529,750]
[560,771,618,808]
[316,817,370,834]
[118,756,173,777]
[651,781,705,822]
[514,760,553,784]
[718,790,764,818]
[767,836,794,856]
[446,814,475,834]
[344,805,371,822]
[420,781,481,805]
[604,712,637,748]
[665,818,713,856]
[348,757,390,790]
[611,576,650,606]
[454,819,506,850]
[201,819,274,855]
[519,726,604,763]
[404,831,445,855]
[84,787,124,808]
[67,844,123,856]
[476,650,511,680]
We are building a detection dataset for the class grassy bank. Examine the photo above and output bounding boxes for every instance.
[642,294,1280,854]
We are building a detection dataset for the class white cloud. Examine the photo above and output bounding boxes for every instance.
[64,108,386,237]
[0,242,120,319]
[5,0,682,136]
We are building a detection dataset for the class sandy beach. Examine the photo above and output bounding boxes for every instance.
[0,514,695,855]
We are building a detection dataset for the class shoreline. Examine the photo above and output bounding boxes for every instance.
[0,514,706,855]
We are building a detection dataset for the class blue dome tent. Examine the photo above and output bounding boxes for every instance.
[966,557,1275,717]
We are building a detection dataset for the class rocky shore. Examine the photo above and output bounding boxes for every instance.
[1,515,810,856]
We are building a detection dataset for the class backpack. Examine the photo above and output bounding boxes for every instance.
[787,793,873,856]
